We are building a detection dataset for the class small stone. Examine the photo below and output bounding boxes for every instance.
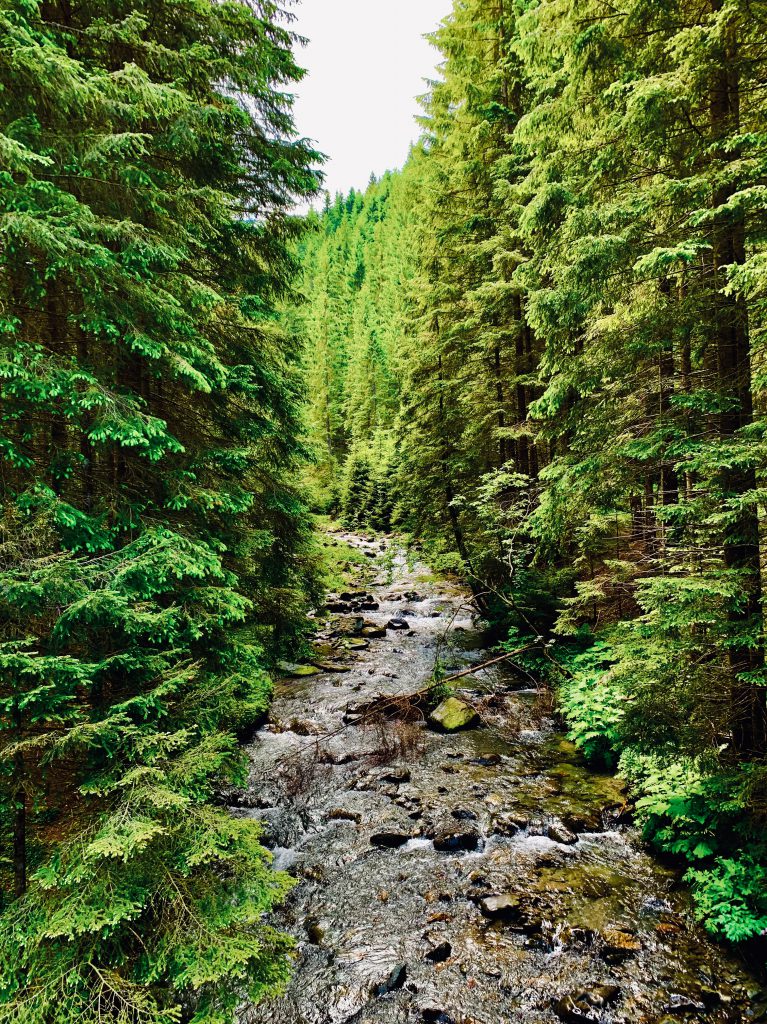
[387,617,410,630]
[434,829,480,853]
[548,821,578,845]
[471,754,502,767]
[478,894,524,923]
[425,940,452,963]
[328,808,362,824]
[553,986,621,1024]
[375,963,407,996]
[380,768,411,784]
[599,928,641,961]
[422,1011,455,1024]
[370,831,411,849]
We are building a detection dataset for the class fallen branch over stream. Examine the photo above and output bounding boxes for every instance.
[254,642,542,776]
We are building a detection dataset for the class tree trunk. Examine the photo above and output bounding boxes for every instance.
[709,1,766,755]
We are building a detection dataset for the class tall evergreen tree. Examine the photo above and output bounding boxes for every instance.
[0,0,319,1019]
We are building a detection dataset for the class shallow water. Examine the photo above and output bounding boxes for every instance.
[237,535,763,1024]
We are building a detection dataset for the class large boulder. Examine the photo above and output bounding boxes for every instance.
[428,696,479,732]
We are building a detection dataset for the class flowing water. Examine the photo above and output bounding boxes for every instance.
[236,535,764,1024]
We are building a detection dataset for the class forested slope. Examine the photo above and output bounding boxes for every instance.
[0,1,319,1020]
[296,0,767,950]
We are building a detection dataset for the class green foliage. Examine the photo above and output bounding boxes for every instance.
[557,642,625,766]
[0,0,320,1018]
[295,0,767,959]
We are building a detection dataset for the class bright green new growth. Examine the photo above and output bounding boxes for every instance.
[0,0,319,1019]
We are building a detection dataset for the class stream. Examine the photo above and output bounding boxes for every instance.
[236,534,763,1024]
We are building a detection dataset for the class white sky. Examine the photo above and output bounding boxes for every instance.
[289,0,452,203]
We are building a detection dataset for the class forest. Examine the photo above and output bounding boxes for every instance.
[1,0,767,1022]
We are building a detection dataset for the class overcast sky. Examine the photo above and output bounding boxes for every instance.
[289,0,452,203]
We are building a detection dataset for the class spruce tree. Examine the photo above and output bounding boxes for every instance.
[0,0,319,1019]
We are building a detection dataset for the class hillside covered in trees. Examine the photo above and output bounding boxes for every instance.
[296,0,767,951]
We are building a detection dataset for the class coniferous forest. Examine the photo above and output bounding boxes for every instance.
[2,1,767,1022]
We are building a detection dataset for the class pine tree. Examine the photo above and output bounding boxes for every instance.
[0,0,319,1019]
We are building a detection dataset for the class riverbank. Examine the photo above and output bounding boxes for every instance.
[236,534,761,1024]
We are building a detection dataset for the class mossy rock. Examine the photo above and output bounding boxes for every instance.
[278,661,322,678]
[428,696,479,733]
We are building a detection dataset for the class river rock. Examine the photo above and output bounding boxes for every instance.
[387,616,410,630]
[277,661,321,677]
[331,615,365,637]
[548,821,578,845]
[370,830,411,849]
[433,828,480,852]
[428,696,479,732]
[599,928,641,961]
[328,808,363,824]
[311,660,352,673]
[374,963,407,995]
[663,993,706,1014]
[425,940,452,963]
[478,893,524,923]
[361,624,387,639]
[422,1012,455,1024]
[553,986,621,1023]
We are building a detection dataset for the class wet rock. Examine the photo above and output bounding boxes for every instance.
[425,940,452,963]
[492,814,521,837]
[478,894,524,923]
[663,993,707,1014]
[452,808,478,821]
[311,661,352,673]
[553,986,621,1023]
[370,830,411,849]
[325,600,352,613]
[375,963,407,996]
[379,768,411,784]
[561,811,602,833]
[433,828,480,852]
[304,916,326,944]
[387,617,410,631]
[404,591,425,602]
[277,661,321,677]
[346,637,370,650]
[599,928,641,961]
[287,718,322,736]
[361,625,387,639]
[548,821,578,845]
[471,754,502,767]
[428,697,479,732]
[422,1011,455,1024]
[331,615,365,637]
[328,808,362,824]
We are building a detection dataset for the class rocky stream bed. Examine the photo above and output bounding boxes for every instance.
[235,534,765,1024]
